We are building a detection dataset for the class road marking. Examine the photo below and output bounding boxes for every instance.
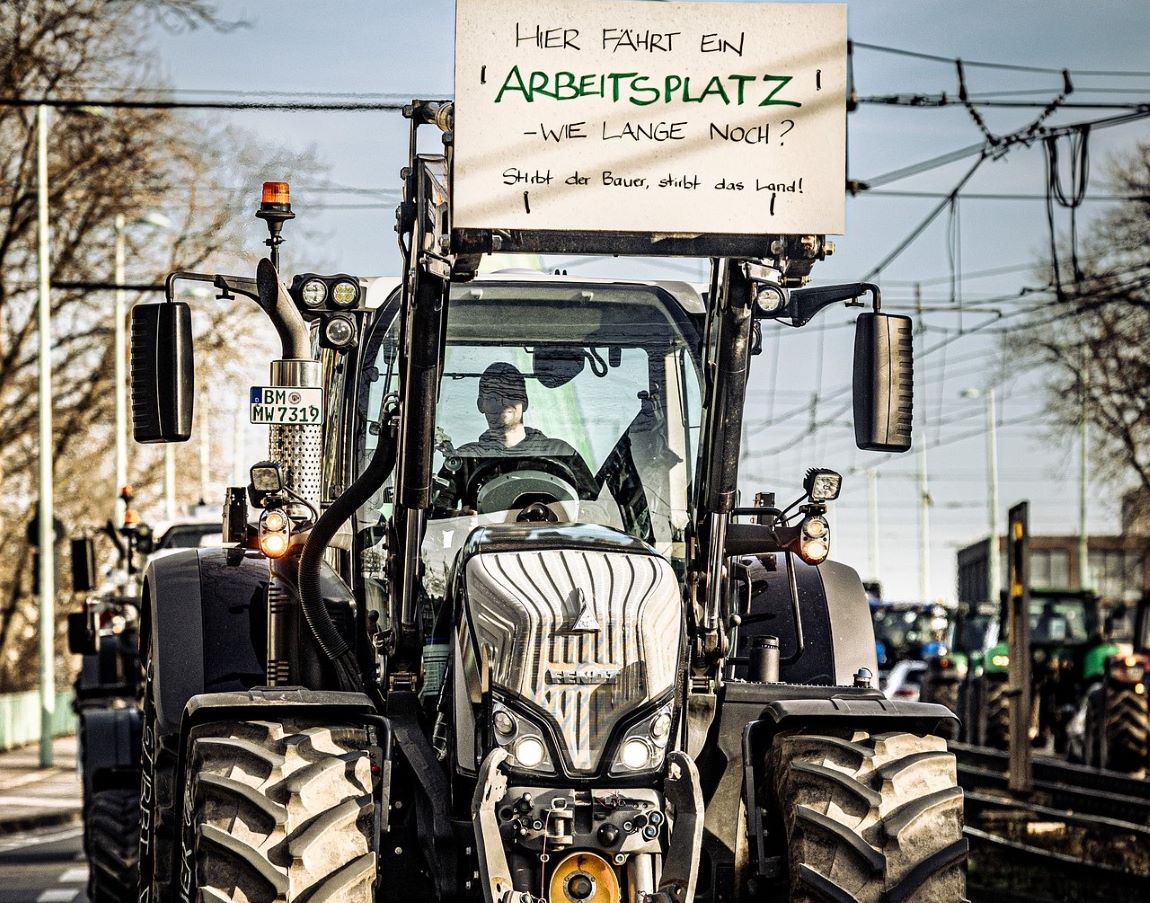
[58,867,88,883]
[0,795,81,808]
[36,890,78,902]
[0,826,83,854]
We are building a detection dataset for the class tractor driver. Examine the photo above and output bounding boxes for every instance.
[457,362,577,457]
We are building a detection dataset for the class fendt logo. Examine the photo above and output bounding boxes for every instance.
[545,663,621,685]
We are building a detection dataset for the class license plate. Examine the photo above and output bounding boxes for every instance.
[249,386,325,425]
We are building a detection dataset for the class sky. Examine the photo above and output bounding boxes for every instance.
[133,0,1150,601]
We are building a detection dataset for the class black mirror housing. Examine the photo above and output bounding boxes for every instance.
[70,536,96,593]
[130,301,194,443]
[853,312,913,452]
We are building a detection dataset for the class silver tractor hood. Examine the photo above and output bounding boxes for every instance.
[458,525,684,776]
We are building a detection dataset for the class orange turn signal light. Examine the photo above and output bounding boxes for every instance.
[123,510,140,526]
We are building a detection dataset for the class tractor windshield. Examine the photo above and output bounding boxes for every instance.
[357,279,702,599]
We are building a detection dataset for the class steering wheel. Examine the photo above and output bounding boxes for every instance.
[431,452,598,518]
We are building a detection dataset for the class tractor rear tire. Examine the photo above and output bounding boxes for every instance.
[767,729,967,903]
[1103,685,1149,772]
[180,718,378,902]
[983,679,1010,749]
[88,786,140,902]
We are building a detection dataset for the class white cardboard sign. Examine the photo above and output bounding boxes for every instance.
[453,0,846,238]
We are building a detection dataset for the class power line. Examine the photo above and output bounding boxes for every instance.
[852,41,1150,77]
[0,96,405,112]
[863,190,1136,202]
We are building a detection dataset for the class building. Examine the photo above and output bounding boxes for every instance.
[956,534,1150,604]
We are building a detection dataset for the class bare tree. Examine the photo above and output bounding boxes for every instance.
[0,0,323,689]
[1016,139,1150,527]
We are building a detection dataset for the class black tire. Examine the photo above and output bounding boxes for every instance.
[179,719,378,902]
[925,679,960,740]
[139,636,181,903]
[89,786,140,902]
[1084,686,1104,768]
[767,730,967,903]
[1103,685,1149,772]
[983,678,1010,749]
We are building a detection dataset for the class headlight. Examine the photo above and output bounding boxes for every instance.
[754,283,786,314]
[323,314,357,348]
[490,702,554,774]
[798,515,830,564]
[513,736,546,769]
[619,738,652,770]
[258,507,291,558]
[299,278,327,308]
[610,701,674,775]
[331,279,360,308]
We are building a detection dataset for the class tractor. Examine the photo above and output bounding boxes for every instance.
[67,489,222,901]
[1069,593,1148,771]
[919,601,1000,742]
[125,99,966,903]
[969,588,1107,752]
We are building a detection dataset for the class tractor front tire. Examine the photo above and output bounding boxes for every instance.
[179,719,378,902]
[1103,685,1149,772]
[983,679,1010,749]
[88,785,140,902]
[767,729,967,903]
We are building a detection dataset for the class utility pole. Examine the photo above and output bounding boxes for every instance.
[986,389,1001,604]
[1078,350,1090,589]
[165,444,177,520]
[915,283,931,601]
[114,214,128,524]
[867,468,880,583]
[36,104,55,768]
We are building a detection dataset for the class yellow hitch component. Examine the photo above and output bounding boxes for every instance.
[548,851,619,903]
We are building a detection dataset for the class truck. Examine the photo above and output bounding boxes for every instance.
[126,94,966,903]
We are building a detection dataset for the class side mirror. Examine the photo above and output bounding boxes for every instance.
[130,300,194,442]
[67,611,96,655]
[853,312,913,452]
[70,536,96,593]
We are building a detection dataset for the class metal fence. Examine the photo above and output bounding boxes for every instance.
[0,690,75,751]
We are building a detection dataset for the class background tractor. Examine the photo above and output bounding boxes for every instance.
[1068,594,1147,771]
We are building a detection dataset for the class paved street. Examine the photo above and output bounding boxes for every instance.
[0,827,88,903]
[0,737,87,902]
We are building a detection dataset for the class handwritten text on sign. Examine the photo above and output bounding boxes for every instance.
[453,1,846,236]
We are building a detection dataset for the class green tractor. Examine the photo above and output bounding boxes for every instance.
[1070,594,1148,771]
[973,588,1107,752]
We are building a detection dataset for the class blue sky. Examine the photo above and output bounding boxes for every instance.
[141,1,1150,601]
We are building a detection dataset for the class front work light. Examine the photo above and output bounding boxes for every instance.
[331,279,360,308]
[250,461,284,495]
[299,278,327,308]
[804,468,842,502]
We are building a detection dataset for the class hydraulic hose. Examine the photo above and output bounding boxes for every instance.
[297,413,398,690]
